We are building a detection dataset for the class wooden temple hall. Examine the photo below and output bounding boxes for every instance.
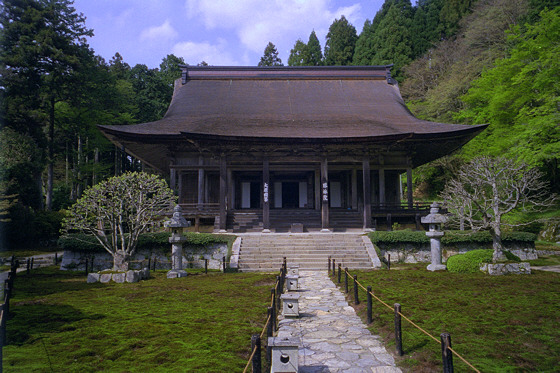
[99,65,486,232]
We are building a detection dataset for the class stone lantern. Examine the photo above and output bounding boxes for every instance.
[164,205,190,278]
[421,202,448,271]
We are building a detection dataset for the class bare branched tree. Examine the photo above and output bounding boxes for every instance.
[63,172,175,271]
[441,157,556,262]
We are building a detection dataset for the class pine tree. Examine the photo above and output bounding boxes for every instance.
[324,15,358,66]
[288,39,307,66]
[305,30,323,66]
[258,42,283,66]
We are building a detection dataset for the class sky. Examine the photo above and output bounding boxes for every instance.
[72,0,385,69]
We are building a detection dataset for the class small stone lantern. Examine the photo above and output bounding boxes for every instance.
[268,336,301,373]
[164,205,190,278]
[421,202,448,271]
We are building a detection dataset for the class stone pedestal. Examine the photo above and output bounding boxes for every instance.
[286,275,299,291]
[281,293,300,317]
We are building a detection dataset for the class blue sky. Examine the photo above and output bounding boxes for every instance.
[72,0,385,69]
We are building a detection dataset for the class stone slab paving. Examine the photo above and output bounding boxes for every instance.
[277,270,402,373]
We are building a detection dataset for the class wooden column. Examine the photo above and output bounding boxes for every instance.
[227,169,233,210]
[407,167,413,209]
[379,168,386,207]
[219,155,227,232]
[262,156,270,232]
[363,158,372,230]
[197,164,205,209]
[351,169,358,210]
[321,157,329,231]
[170,166,177,193]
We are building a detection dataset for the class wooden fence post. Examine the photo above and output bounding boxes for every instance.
[205,259,208,274]
[54,253,58,265]
[31,257,34,270]
[222,256,226,272]
[148,257,151,270]
[387,254,391,270]
[353,275,359,305]
[251,334,261,373]
[85,259,89,275]
[328,256,331,273]
[441,332,454,373]
[332,259,336,276]
[267,307,273,362]
[394,303,403,356]
[271,288,277,327]
[337,263,341,283]
[344,268,349,293]
[367,286,373,324]
[26,259,30,275]
[153,257,157,271]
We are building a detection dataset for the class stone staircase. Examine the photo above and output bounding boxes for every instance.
[237,233,375,272]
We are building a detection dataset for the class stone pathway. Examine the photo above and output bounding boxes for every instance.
[277,270,402,373]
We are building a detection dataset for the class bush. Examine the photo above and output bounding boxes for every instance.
[369,230,537,248]
[447,249,493,273]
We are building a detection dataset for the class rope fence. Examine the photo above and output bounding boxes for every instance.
[242,258,287,373]
[329,259,480,373]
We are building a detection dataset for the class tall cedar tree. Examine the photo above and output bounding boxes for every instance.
[0,0,93,210]
[305,30,323,66]
[324,16,358,66]
[288,39,307,66]
[258,42,283,66]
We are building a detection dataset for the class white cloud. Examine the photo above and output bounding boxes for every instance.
[185,0,362,62]
[140,20,178,43]
[172,40,238,66]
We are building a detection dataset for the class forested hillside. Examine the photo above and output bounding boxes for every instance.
[1,0,559,249]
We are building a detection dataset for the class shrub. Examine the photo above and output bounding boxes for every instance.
[368,231,429,245]
[447,249,493,273]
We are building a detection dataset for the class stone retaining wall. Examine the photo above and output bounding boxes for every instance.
[61,244,228,272]
[379,243,537,264]
[480,262,531,275]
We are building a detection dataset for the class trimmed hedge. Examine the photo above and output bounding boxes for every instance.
[446,249,493,273]
[447,249,523,273]
[368,230,537,247]
[58,232,234,254]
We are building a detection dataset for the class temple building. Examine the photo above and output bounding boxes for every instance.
[99,65,486,233]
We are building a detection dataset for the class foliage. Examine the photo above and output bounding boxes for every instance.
[258,42,283,66]
[287,39,307,66]
[62,172,175,269]
[324,15,358,66]
[446,249,493,272]
[441,157,555,261]
[458,7,560,186]
[305,30,323,66]
[4,268,275,372]
[369,230,536,248]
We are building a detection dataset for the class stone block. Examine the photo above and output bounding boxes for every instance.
[141,267,150,279]
[112,272,126,283]
[480,262,531,275]
[100,273,112,283]
[286,275,299,291]
[87,273,100,283]
[126,270,140,283]
[269,336,301,373]
[288,265,299,276]
[281,293,300,317]
[166,269,188,279]
[291,223,303,233]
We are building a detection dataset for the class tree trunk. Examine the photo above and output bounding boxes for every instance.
[113,250,130,271]
[45,95,55,211]
[491,226,506,263]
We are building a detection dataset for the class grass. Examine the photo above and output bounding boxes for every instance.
[333,264,560,372]
[0,247,60,259]
[4,267,276,372]
[535,240,560,251]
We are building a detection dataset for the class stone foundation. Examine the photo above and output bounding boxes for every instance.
[61,244,229,272]
[479,262,531,275]
[87,268,150,283]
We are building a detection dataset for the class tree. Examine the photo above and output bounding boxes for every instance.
[288,39,307,66]
[0,0,93,210]
[324,15,358,65]
[258,42,283,66]
[63,172,176,270]
[305,31,323,66]
[441,157,556,262]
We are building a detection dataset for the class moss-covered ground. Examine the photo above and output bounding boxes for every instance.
[334,264,560,372]
[4,267,276,372]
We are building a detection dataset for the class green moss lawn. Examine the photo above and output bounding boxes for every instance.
[335,264,560,372]
[4,268,275,372]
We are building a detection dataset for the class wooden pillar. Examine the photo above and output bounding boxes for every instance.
[177,171,183,204]
[227,169,233,210]
[351,169,358,210]
[407,167,413,209]
[262,156,270,232]
[321,157,329,231]
[219,155,227,232]
[363,158,372,230]
[315,169,320,210]
[170,166,177,193]
[197,161,204,209]
[379,168,386,207]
